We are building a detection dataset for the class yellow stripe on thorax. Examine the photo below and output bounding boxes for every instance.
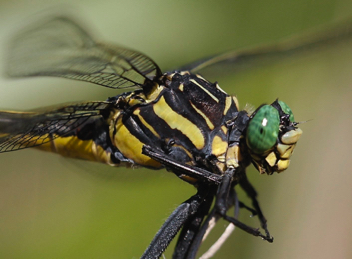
[133,108,160,138]
[232,96,240,110]
[190,79,219,103]
[153,96,205,150]
[111,117,161,168]
[223,96,232,115]
[189,101,214,130]
[211,135,228,157]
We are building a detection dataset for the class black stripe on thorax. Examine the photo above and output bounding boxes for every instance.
[137,98,200,153]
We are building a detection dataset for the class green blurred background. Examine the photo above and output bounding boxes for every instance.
[0,0,351,258]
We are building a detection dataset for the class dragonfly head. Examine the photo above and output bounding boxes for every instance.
[245,100,302,175]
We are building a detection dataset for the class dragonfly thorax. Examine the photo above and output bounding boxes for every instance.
[108,71,241,176]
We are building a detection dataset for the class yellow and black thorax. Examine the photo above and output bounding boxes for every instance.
[106,71,239,171]
[37,71,240,175]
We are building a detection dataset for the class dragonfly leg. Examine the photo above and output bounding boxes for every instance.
[238,201,258,216]
[183,187,239,259]
[141,145,223,258]
[239,173,273,242]
[142,145,222,185]
[172,185,217,259]
[215,168,273,242]
[141,190,206,259]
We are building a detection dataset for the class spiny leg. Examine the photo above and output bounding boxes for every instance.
[215,168,273,242]
[142,145,222,185]
[186,187,239,259]
[142,145,273,258]
[239,173,273,242]
[141,190,207,259]
[172,185,217,259]
[141,145,222,258]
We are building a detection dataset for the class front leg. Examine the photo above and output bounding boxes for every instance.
[142,145,222,185]
[215,168,273,242]
[239,173,273,242]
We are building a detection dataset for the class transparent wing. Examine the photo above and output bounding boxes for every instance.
[180,19,352,74]
[7,16,162,89]
[0,101,111,152]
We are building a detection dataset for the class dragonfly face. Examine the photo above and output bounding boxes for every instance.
[246,100,302,174]
[7,15,348,258]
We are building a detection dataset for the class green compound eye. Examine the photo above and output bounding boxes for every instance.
[278,100,294,122]
[246,105,280,154]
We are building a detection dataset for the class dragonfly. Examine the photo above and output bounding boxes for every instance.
[1,16,349,258]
